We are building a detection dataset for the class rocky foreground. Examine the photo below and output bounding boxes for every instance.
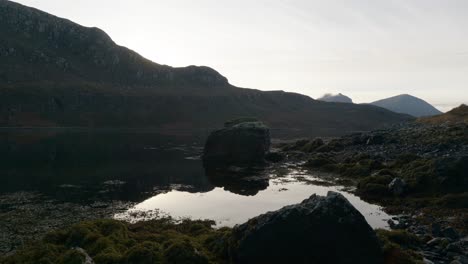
[1,192,387,264]
[278,117,467,263]
[1,116,467,264]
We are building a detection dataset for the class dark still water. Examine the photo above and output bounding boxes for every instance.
[0,129,391,252]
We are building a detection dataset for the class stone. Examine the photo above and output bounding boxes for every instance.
[203,120,270,168]
[74,247,95,264]
[442,227,460,240]
[446,242,464,254]
[432,222,442,236]
[264,152,284,163]
[366,134,385,145]
[453,255,468,264]
[427,237,444,247]
[229,191,383,264]
[423,259,435,264]
[388,178,407,196]
[461,236,468,246]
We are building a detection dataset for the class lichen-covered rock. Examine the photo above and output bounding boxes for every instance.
[229,191,383,264]
[202,120,270,168]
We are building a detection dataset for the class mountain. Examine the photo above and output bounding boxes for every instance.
[418,104,468,124]
[370,94,441,117]
[317,93,353,103]
[0,0,412,137]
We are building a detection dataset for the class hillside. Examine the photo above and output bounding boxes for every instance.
[0,0,412,137]
[418,104,468,124]
[370,94,441,117]
[317,93,353,103]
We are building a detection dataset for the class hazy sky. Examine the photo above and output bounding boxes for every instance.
[13,0,468,111]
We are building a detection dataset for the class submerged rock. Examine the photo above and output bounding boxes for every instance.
[202,119,270,168]
[229,191,383,264]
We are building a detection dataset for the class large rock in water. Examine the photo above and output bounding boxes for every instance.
[202,119,270,168]
[229,191,383,264]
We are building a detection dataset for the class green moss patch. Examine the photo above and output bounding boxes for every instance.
[2,218,232,264]
[376,229,423,264]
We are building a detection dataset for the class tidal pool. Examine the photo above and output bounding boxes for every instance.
[116,168,392,229]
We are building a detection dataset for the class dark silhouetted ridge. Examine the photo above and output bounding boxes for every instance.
[0,0,412,137]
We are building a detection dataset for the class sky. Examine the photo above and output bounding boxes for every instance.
[13,0,468,111]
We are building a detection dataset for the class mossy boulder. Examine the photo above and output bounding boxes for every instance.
[203,119,270,168]
[357,175,393,197]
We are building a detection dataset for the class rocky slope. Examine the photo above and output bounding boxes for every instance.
[280,114,468,263]
[419,104,468,124]
[0,0,411,137]
[370,94,442,117]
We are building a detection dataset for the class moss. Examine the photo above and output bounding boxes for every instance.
[204,227,231,259]
[357,175,393,196]
[224,117,259,128]
[124,242,162,264]
[334,158,383,178]
[315,139,344,152]
[61,249,85,264]
[0,244,71,264]
[2,218,230,264]
[93,251,122,264]
[372,169,397,177]
[377,230,421,248]
[376,229,423,264]
[163,240,209,264]
[394,153,420,167]
[281,138,310,151]
[434,192,468,208]
[305,156,335,168]
[300,138,324,152]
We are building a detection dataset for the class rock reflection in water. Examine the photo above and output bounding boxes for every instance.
[204,167,269,196]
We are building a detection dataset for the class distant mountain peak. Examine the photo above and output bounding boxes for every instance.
[370,94,441,117]
[317,93,353,103]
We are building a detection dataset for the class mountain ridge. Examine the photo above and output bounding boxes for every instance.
[0,0,230,90]
[0,0,412,137]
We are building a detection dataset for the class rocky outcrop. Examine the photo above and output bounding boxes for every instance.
[229,191,383,264]
[203,120,270,168]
